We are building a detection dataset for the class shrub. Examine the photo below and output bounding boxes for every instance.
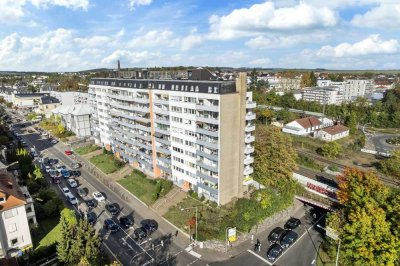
[328,165,339,172]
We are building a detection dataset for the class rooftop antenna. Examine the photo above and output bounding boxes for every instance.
[117,59,121,71]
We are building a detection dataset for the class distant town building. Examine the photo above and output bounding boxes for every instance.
[11,93,50,109]
[49,91,88,105]
[316,80,345,92]
[282,116,333,136]
[343,79,374,101]
[35,96,61,117]
[302,87,343,105]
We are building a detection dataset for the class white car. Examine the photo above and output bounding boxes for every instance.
[49,170,56,178]
[45,165,51,173]
[68,194,78,205]
[92,191,105,202]
[51,139,58,144]
[56,165,63,171]
[67,179,78,188]
[62,187,72,197]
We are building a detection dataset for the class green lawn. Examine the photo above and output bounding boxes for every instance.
[316,243,337,266]
[32,217,60,252]
[90,154,125,174]
[75,144,100,155]
[118,170,173,205]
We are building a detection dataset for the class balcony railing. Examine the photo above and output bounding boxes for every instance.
[196,127,219,137]
[197,182,218,195]
[245,124,256,132]
[197,139,218,149]
[244,166,254,175]
[245,145,254,154]
[245,135,255,143]
[245,112,256,120]
[197,159,218,172]
[246,101,256,109]
[197,170,218,184]
[244,156,254,165]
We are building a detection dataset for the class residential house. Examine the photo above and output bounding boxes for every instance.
[52,104,92,138]
[282,116,333,136]
[35,96,60,118]
[319,124,350,141]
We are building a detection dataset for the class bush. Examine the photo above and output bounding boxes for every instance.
[27,181,41,194]
[328,165,339,172]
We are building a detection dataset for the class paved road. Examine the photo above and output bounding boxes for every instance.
[11,116,204,265]
[211,208,325,266]
[370,134,400,153]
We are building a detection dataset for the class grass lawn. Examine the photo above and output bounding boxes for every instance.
[316,243,337,266]
[90,154,125,174]
[163,196,228,241]
[75,144,100,155]
[118,170,173,205]
[32,217,60,251]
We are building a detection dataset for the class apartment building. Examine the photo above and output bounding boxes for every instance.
[0,171,33,258]
[49,91,89,105]
[343,79,374,101]
[89,73,256,205]
[317,80,345,92]
[302,87,343,105]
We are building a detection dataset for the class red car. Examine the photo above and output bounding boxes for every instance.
[64,150,73,155]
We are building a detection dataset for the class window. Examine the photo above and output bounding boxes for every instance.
[0,197,5,203]
[8,223,17,233]
[10,238,18,246]
[4,208,18,219]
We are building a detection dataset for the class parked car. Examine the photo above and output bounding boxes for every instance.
[49,158,58,165]
[134,227,147,240]
[45,165,51,173]
[140,219,158,234]
[86,212,97,226]
[266,243,284,262]
[72,163,81,169]
[64,150,73,155]
[92,191,105,202]
[105,203,120,216]
[61,169,71,178]
[280,230,298,249]
[67,178,78,188]
[71,170,81,177]
[268,227,286,242]
[86,199,98,209]
[62,187,72,197]
[119,216,134,229]
[284,217,301,230]
[52,176,61,184]
[49,170,57,178]
[68,195,78,205]
[50,139,58,144]
[104,219,119,233]
[77,187,88,197]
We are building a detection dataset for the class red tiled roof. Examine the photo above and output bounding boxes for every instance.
[0,170,26,212]
[322,124,349,135]
[295,116,322,129]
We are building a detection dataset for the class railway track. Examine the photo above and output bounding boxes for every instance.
[297,149,400,188]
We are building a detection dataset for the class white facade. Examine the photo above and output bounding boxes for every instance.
[302,87,343,105]
[282,117,333,136]
[343,79,374,101]
[50,91,88,105]
[317,80,345,92]
[52,104,92,138]
[89,75,255,205]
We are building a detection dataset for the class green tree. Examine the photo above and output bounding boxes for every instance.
[249,68,258,91]
[33,164,44,181]
[328,168,399,266]
[320,142,342,159]
[346,111,358,135]
[0,135,9,145]
[253,126,298,186]
[58,124,65,135]
[379,150,400,180]
[57,209,78,264]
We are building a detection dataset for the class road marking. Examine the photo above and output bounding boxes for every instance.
[247,249,273,265]
[188,250,202,259]
[158,250,184,265]
[103,242,122,264]
[311,259,315,264]
[186,258,199,266]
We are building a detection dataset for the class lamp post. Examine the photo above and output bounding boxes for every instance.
[316,224,341,266]
[181,206,198,242]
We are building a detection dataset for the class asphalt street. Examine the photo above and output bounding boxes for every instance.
[11,116,204,266]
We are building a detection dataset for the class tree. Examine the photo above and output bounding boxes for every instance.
[300,72,317,88]
[379,150,400,180]
[57,209,77,263]
[253,126,298,186]
[327,169,399,265]
[0,135,9,145]
[320,142,342,159]
[346,111,358,135]
[249,68,258,91]
[33,164,44,181]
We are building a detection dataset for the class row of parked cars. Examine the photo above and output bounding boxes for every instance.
[266,217,301,262]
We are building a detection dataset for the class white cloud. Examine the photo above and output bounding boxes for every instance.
[128,30,176,48]
[248,58,271,66]
[209,2,337,40]
[0,0,25,23]
[351,3,400,28]
[245,32,329,49]
[181,29,204,51]
[101,49,159,65]
[129,0,152,11]
[312,34,400,58]
[29,0,89,10]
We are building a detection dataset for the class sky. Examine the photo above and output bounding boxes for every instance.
[1,0,400,71]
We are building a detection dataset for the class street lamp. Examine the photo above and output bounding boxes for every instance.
[316,224,341,266]
[180,206,198,242]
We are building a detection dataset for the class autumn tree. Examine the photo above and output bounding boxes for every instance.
[253,125,297,186]
[33,164,44,181]
[301,71,317,88]
[327,168,399,265]
[319,142,342,159]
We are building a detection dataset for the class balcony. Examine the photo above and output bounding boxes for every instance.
[135,116,151,123]
[197,159,218,172]
[136,124,151,132]
[197,139,218,149]
[153,107,169,116]
[157,163,172,174]
[133,97,149,104]
[197,115,219,125]
[197,149,218,161]
[245,124,256,132]
[197,171,218,184]
[196,103,219,112]
[153,98,169,105]
[244,156,254,165]
[155,127,170,136]
[244,166,254,175]
[196,126,219,138]
[246,101,256,109]
[154,116,170,126]
[158,156,171,165]
[136,132,151,141]
[109,101,133,111]
[245,135,255,143]
[245,112,256,120]
[197,182,218,195]
[136,141,152,150]
[156,145,171,155]
[155,136,171,146]
[245,145,254,154]
[109,93,135,102]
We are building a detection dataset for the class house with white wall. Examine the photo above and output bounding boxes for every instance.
[52,104,92,138]
[319,124,350,141]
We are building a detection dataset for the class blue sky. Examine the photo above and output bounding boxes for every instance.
[1,0,400,71]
